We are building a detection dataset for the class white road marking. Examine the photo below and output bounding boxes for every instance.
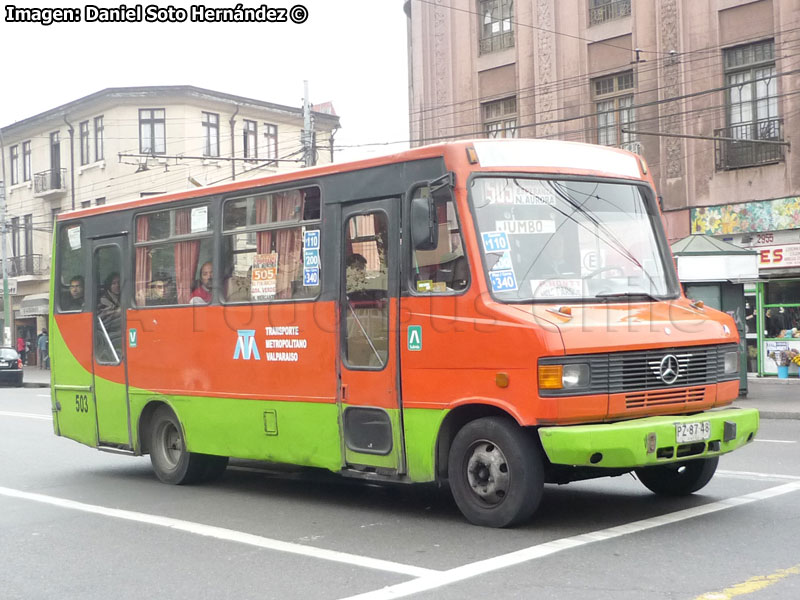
[37,394,51,398]
[718,469,800,481]
[754,439,797,444]
[340,481,800,600]
[0,486,437,578]
[0,411,51,421]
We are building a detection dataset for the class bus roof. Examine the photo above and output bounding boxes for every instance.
[59,139,644,222]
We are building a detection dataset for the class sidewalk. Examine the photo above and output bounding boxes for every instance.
[737,374,800,421]
[21,367,800,419]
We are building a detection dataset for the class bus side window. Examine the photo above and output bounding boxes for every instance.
[57,224,86,312]
[409,187,469,294]
[344,212,389,368]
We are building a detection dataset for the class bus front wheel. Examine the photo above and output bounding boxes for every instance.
[448,417,544,528]
[635,457,718,496]
[149,406,220,485]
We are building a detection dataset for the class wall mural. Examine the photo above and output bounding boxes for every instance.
[691,197,800,235]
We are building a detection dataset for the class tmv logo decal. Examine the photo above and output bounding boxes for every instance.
[234,330,261,360]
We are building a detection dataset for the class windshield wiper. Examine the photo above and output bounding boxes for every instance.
[594,291,660,302]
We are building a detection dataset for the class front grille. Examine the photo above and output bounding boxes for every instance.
[609,345,718,393]
[539,343,738,396]
[624,386,707,409]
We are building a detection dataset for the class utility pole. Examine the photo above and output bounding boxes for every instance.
[302,80,315,168]
[0,130,10,346]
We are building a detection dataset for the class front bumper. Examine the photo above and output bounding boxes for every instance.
[538,408,759,468]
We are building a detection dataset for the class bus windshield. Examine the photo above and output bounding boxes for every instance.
[469,176,679,302]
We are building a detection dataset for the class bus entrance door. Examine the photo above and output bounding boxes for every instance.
[90,237,131,448]
[339,200,406,475]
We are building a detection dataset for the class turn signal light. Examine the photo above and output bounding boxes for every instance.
[538,365,563,389]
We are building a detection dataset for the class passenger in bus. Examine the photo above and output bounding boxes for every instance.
[63,275,85,310]
[98,272,121,319]
[148,273,175,305]
[190,261,213,304]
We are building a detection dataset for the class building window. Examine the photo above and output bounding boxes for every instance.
[80,120,90,165]
[51,207,61,229]
[11,217,20,260]
[94,116,104,161]
[139,108,166,154]
[244,119,258,159]
[479,0,514,55]
[264,123,278,160]
[716,40,782,169]
[589,0,631,26]
[9,145,19,185]
[482,97,518,138]
[593,71,636,150]
[96,197,106,206]
[81,200,91,209]
[202,112,220,157]
[22,141,31,182]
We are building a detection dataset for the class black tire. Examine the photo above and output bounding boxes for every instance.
[149,406,207,485]
[635,457,719,496]
[448,416,544,528]
[15,375,23,387]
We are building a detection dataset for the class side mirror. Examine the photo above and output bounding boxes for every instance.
[410,195,439,251]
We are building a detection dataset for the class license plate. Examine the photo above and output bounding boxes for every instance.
[676,421,711,444]
[0,361,7,367]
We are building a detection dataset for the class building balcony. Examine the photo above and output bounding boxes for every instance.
[33,168,67,199]
[620,140,643,155]
[715,118,785,170]
[479,31,514,55]
[4,254,44,278]
[589,0,631,26]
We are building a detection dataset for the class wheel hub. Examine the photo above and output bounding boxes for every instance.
[466,442,509,505]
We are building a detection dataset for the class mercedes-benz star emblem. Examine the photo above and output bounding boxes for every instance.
[659,354,680,384]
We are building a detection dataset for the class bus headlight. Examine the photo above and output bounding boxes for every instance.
[723,350,739,374]
[538,363,590,390]
[563,364,590,388]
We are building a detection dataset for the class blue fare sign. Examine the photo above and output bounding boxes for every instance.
[489,269,518,292]
[303,230,320,250]
[303,248,320,268]
[481,231,510,253]
[303,268,320,286]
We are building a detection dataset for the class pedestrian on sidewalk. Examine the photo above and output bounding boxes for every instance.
[37,329,49,370]
[16,335,27,365]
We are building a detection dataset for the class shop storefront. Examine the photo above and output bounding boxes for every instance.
[692,196,800,378]
[17,292,50,367]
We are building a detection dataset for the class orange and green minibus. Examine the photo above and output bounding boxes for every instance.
[49,139,759,527]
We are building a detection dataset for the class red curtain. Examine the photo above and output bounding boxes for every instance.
[274,191,303,299]
[256,195,272,254]
[135,216,150,306]
[174,208,200,304]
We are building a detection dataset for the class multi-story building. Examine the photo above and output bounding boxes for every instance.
[406,0,799,375]
[1,86,340,356]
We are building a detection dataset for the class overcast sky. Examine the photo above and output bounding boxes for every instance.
[0,0,410,161]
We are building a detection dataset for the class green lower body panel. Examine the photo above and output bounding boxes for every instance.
[129,392,344,472]
[538,408,759,468]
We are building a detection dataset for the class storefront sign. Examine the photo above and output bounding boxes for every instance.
[753,243,800,269]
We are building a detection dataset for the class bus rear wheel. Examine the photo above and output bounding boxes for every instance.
[635,457,719,496]
[448,417,544,528]
[149,406,217,485]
